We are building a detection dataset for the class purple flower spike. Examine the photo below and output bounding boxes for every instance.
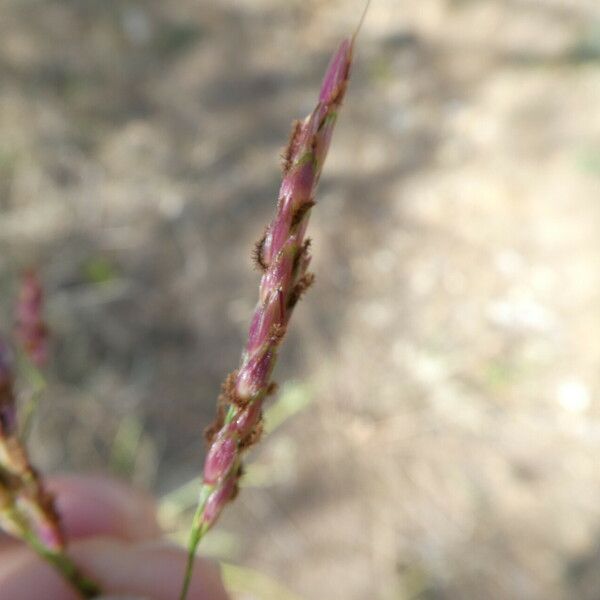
[182,37,357,599]
[196,33,355,532]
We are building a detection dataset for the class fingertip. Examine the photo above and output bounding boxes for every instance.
[49,474,161,542]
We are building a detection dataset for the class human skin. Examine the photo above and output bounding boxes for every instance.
[0,475,229,600]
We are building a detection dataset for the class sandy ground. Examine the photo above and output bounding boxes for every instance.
[1,1,600,598]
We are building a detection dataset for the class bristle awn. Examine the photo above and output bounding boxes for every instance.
[354,0,372,41]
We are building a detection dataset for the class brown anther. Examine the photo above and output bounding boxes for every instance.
[248,420,264,446]
[252,232,268,272]
[293,238,312,273]
[266,381,278,396]
[221,371,240,405]
[287,273,316,310]
[205,370,239,445]
[281,120,302,174]
[291,200,316,229]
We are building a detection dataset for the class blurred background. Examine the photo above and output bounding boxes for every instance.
[1,0,600,598]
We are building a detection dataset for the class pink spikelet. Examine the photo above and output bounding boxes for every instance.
[180,36,356,600]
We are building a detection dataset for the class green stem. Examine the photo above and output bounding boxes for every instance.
[179,485,211,600]
[22,530,101,598]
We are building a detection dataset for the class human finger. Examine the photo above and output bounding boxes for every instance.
[0,537,229,600]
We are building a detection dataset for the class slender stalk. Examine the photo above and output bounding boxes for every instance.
[179,499,209,600]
